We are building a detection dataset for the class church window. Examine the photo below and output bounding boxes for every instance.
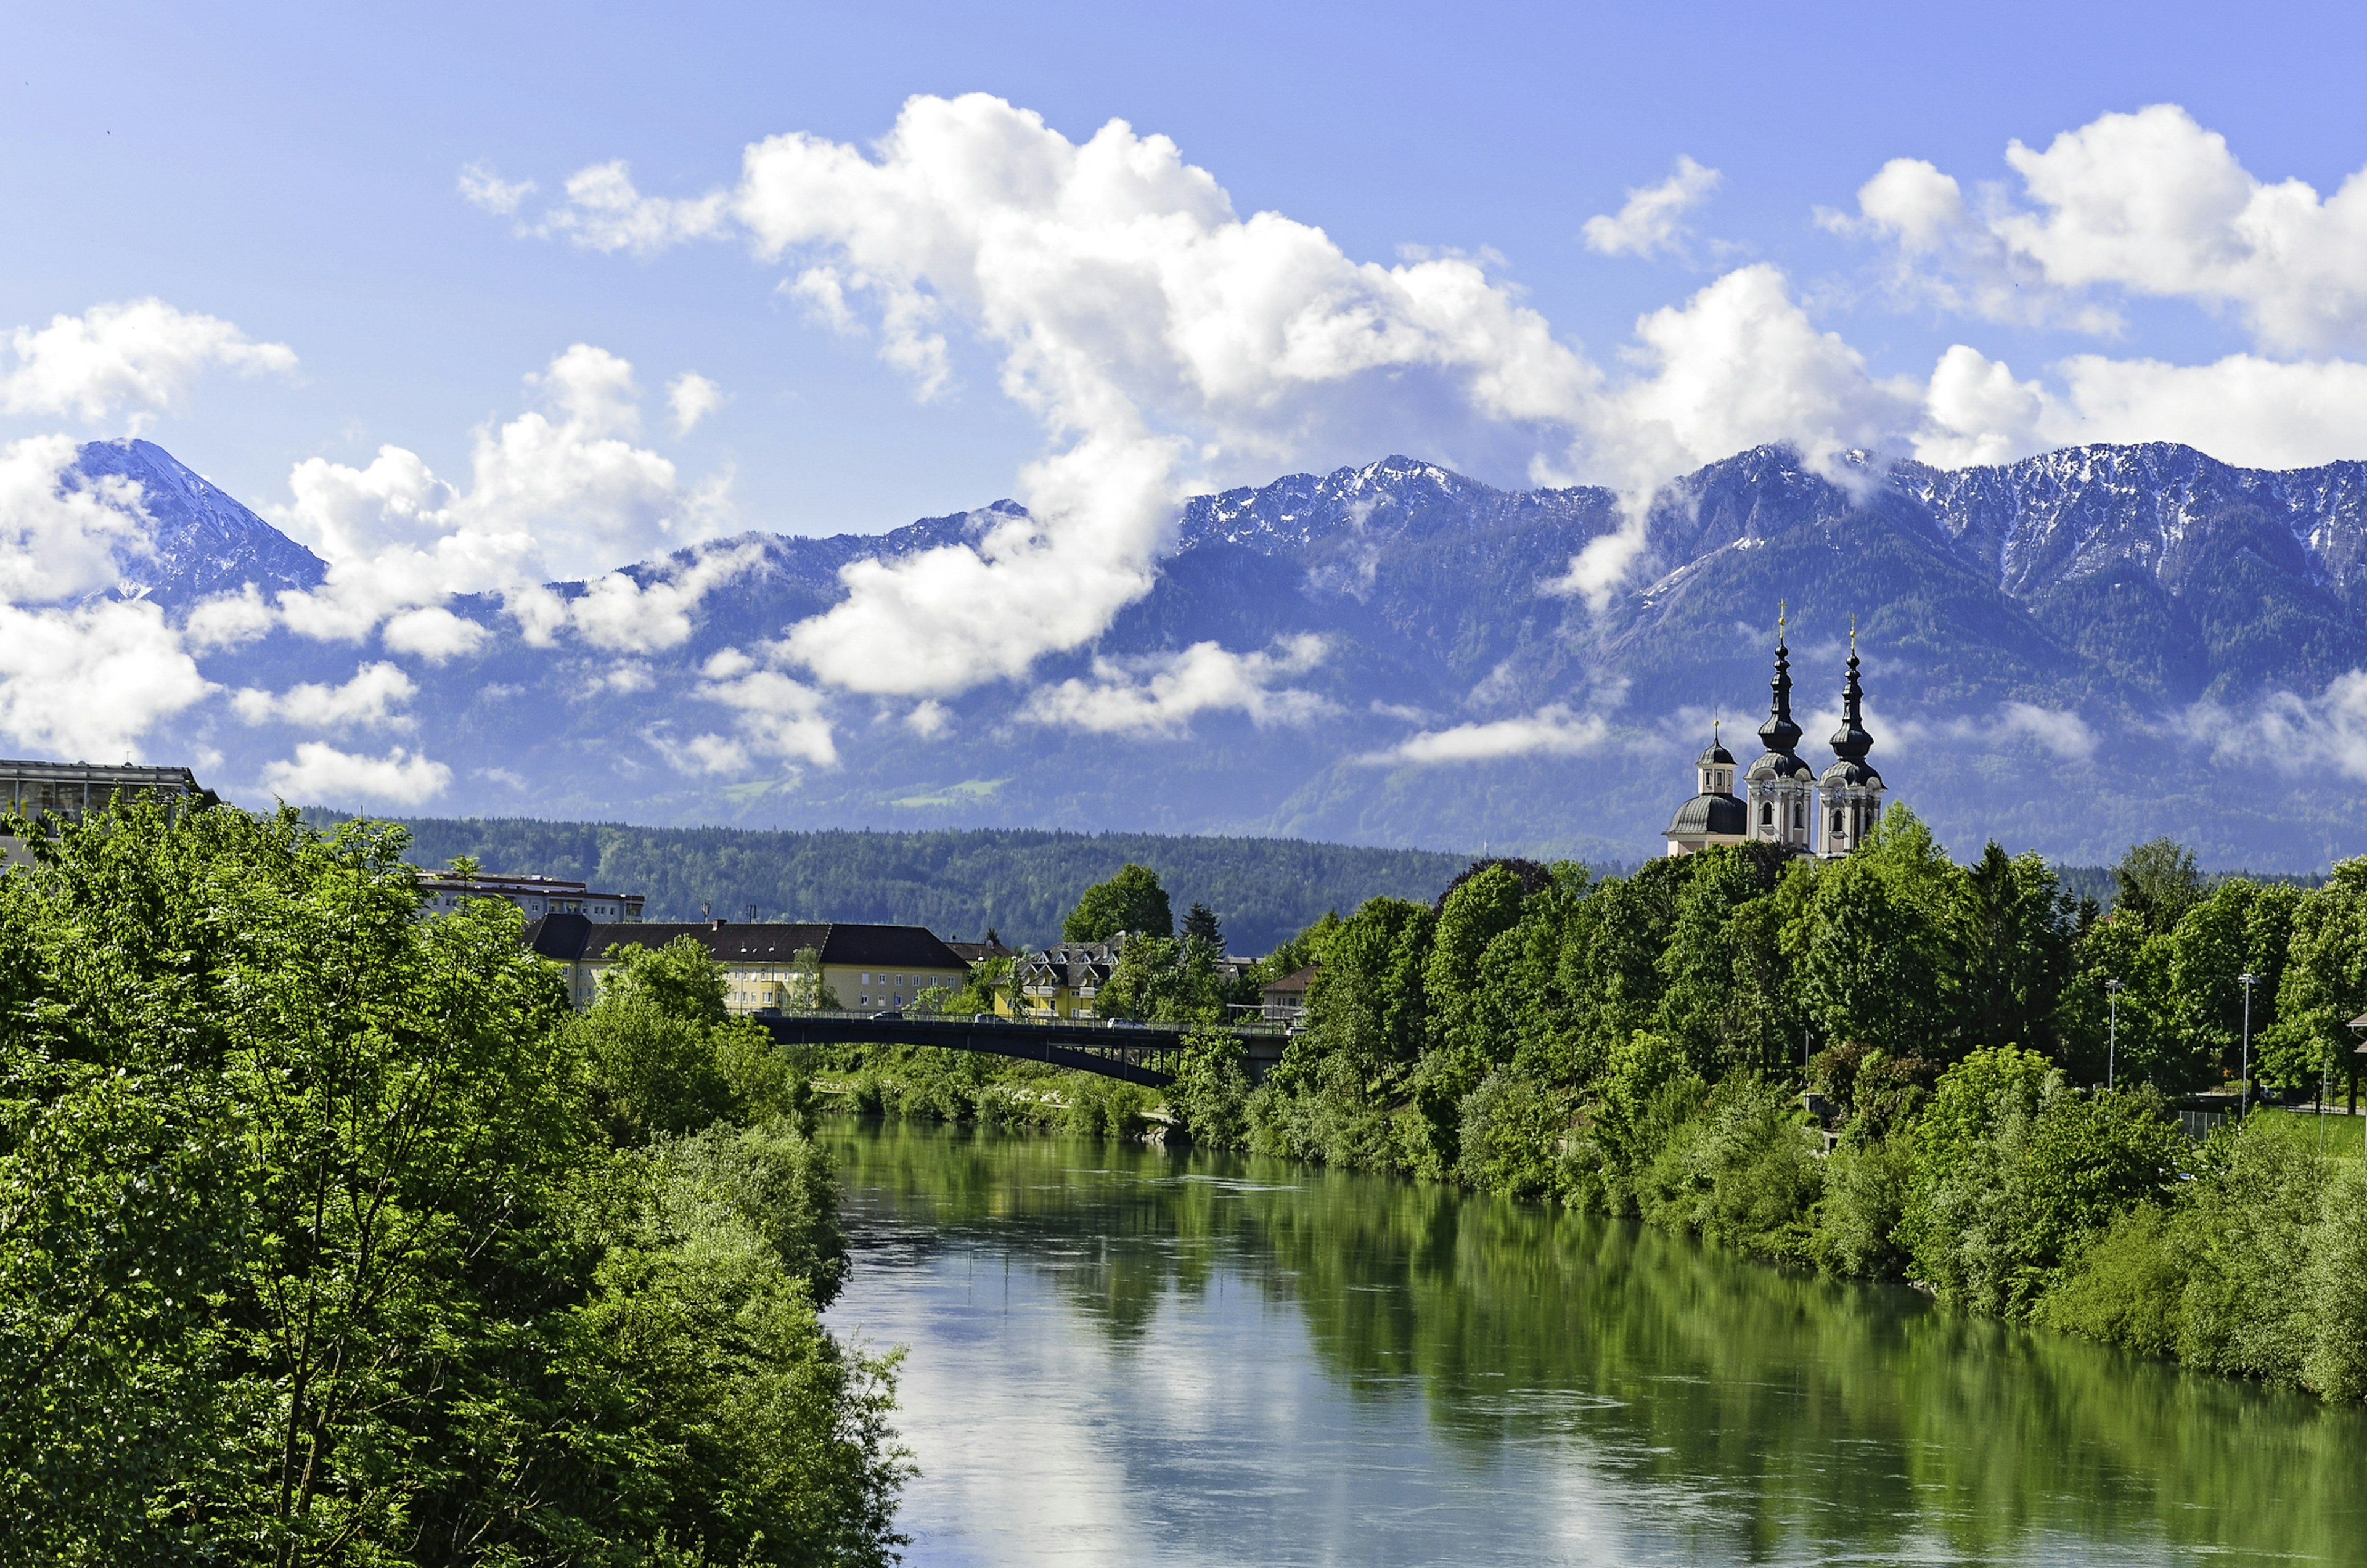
[1760,801,1772,825]
[1832,808,1844,835]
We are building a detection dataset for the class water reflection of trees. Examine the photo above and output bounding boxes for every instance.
[830,1122,2367,1565]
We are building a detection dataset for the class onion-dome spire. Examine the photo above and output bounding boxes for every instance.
[1758,603,1803,754]
[1830,616,1874,763]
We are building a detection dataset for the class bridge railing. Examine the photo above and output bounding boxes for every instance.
[753,1008,1294,1039]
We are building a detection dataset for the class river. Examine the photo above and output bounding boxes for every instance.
[822,1119,2367,1567]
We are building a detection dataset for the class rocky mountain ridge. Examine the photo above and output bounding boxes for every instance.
[55,437,2367,869]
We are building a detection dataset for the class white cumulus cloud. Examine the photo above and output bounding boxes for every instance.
[381,606,491,661]
[1365,704,1611,765]
[1995,702,2098,761]
[0,599,211,759]
[263,742,452,806]
[1582,155,1722,259]
[1021,635,1333,737]
[457,161,536,216]
[661,645,839,775]
[2,298,296,422]
[2183,674,2367,783]
[667,371,726,434]
[182,583,277,651]
[231,661,416,731]
[268,344,727,642]
[1839,104,2367,356]
[1914,344,2367,472]
[0,433,153,602]
[538,160,731,255]
[527,94,1960,686]
[508,540,762,654]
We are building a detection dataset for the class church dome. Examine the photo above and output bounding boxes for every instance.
[1820,757,1883,790]
[1744,750,1814,783]
[1697,738,1736,767]
[1665,792,1749,838]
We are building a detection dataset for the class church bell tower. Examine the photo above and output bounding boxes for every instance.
[1817,619,1885,857]
[1743,608,1816,852]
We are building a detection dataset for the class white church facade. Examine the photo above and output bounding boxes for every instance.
[1663,615,1887,859]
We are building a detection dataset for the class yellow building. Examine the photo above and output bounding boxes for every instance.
[520,915,971,1015]
[1004,940,1124,1019]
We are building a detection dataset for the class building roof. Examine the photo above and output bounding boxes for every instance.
[1262,963,1321,995]
[523,916,963,970]
[1016,945,1120,987]
[421,871,642,903]
[1697,737,1735,766]
[1664,792,1750,838]
[944,939,1015,963]
[0,757,217,811]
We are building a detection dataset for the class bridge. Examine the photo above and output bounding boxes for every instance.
[754,1010,1293,1088]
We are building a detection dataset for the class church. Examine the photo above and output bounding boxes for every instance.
[1663,614,1886,859]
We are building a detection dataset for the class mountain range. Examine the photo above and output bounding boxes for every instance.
[64,436,2367,870]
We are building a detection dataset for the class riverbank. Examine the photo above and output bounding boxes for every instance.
[821,1039,2367,1408]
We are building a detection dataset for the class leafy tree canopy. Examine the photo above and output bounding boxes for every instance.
[1064,862,1174,943]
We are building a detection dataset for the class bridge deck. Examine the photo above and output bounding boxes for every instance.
[755,1011,1291,1088]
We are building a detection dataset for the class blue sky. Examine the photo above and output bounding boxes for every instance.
[12,0,2367,791]
[9,0,2365,537]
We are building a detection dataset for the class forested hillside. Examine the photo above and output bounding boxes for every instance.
[362,815,1473,953]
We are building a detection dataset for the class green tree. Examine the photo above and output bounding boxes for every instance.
[1958,841,2075,1055]
[0,800,905,1566]
[1251,897,1433,1167]
[1790,860,1954,1058]
[1062,863,1174,943]
[2168,876,2299,1087]
[1654,844,1793,1076]
[2264,859,2367,1098]
[1167,1026,1251,1147]
[1902,1047,2185,1313]
[2111,836,2206,933]
[1182,900,1224,953]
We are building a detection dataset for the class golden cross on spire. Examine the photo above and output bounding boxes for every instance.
[1778,599,1787,639]
[1850,613,1858,653]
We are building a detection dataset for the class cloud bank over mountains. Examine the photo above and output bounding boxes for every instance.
[10,92,2367,840]
[462,94,2367,707]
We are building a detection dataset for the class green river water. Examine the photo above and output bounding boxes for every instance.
[822,1119,2367,1567]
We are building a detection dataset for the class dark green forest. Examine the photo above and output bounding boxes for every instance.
[346,815,1470,952]
[0,802,906,1566]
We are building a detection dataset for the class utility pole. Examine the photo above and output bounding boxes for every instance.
[2104,978,2122,1091]
[2238,971,2259,1121]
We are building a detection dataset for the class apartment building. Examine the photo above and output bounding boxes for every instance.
[419,871,644,923]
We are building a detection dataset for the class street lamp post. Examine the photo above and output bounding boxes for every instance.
[2104,978,2123,1092]
[2237,972,2259,1120]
